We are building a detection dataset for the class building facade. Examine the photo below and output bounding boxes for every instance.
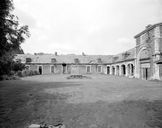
[15,23,162,80]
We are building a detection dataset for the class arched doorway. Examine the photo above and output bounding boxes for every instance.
[112,66,115,75]
[116,65,119,76]
[51,65,55,73]
[130,64,134,76]
[127,64,134,76]
[121,65,126,76]
[107,66,110,74]
[136,47,152,80]
[62,63,67,74]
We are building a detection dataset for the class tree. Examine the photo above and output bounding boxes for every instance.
[0,0,30,76]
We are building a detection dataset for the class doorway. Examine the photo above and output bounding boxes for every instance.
[142,68,150,80]
[38,66,43,75]
[107,66,110,74]
[62,63,66,74]
[51,65,55,73]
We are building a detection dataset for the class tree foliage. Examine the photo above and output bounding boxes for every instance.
[0,0,30,76]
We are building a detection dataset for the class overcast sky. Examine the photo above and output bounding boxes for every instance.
[14,0,162,55]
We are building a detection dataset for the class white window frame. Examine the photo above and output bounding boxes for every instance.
[97,65,102,73]
[50,65,55,73]
[37,65,43,74]
[86,65,91,73]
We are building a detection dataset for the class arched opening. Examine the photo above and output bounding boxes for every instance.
[127,64,134,76]
[107,66,110,74]
[127,64,130,75]
[130,64,134,76]
[116,65,119,76]
[137,48,151,80]
[121,65,126,76]
[51,65,55,73]
[62,63,67,74]
[112,66,115,75]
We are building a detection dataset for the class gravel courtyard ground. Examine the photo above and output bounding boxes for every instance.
[0,74,162,128]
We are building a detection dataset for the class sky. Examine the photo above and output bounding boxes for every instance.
[13,0,162,55]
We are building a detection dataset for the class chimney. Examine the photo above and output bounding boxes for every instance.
[82,52,86,56]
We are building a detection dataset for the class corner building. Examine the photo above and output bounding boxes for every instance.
[15,23,162,80]
[134,23,162,80]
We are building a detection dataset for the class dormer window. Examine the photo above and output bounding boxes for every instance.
[97,58,102,63]
[51,58,57,63]
[97,65,102,73]
[86,65,91,73]
[113,56,118,61]
[122,52,130,59]
[26,58,32,63]
[74,58,79,64]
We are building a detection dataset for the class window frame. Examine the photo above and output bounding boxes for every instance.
[86,65,91,73]
[97,65,102,73]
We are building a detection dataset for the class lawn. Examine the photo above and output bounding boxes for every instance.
[0,74,162,128]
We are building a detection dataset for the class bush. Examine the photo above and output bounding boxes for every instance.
[0,75,19,80]
[12,62,25,72]
[17,71,23,77]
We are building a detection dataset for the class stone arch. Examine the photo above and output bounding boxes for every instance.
[136,46,152,79]
[127,63,134,76]
[107,66,110,74]
[121,64,126,76]
[112,66,115,75]
[116,65,120,76]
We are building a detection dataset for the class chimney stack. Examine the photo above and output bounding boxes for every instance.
[82,52,86,56]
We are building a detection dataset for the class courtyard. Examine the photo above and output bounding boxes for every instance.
[0,75,162,128]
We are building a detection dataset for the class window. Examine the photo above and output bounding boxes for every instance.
[97,58,102,63]
[97,65,102,73]
[122,52,130,59]
[113,56,118,62]
[74,58,79,64]
[51,58,56,63]
[26,58,32,63]
[86,65,91,73]
[51,65,55,73]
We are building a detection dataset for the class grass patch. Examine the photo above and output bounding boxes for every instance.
[0,79,162,128]
[0,81,68,128]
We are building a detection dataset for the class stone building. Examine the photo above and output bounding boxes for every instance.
[15,53,113,75]
[15,23,162,80]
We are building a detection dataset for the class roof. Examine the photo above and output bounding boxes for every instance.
[111,48,136,64]
[134,22,162,38]
[15,48,136,64]
[15,54,114,64]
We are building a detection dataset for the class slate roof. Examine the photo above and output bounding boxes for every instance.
[15,48,136,64]
[15,54,114,64]
[110,48,136,64]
